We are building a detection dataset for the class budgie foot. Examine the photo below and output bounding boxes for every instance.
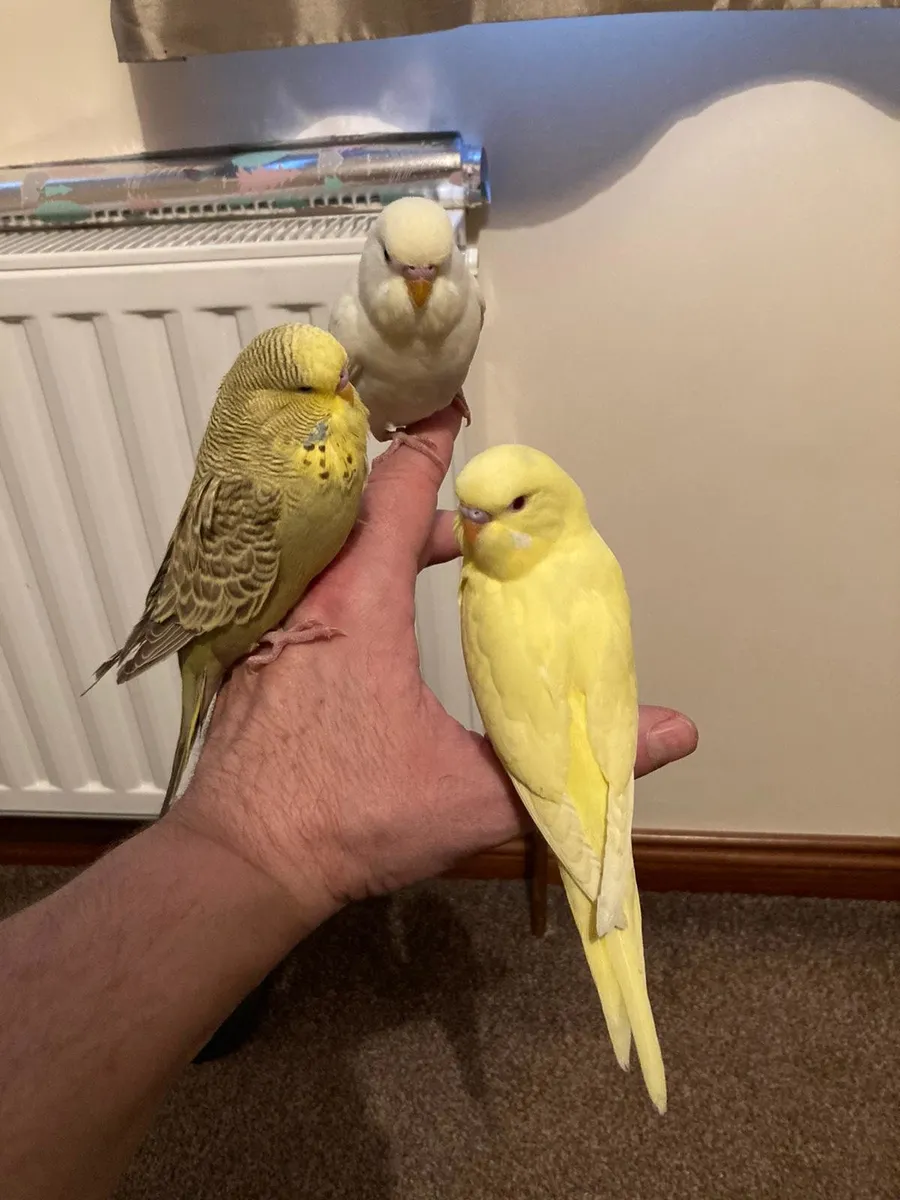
[245,620,344,672]
[378,430,445,472]
[451,390,471,426]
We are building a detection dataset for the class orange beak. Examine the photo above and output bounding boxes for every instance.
[461,519,481,547]
[406,278,433,308]
[458,505,491,546]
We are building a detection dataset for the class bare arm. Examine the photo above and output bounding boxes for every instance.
[0,818,331,1200]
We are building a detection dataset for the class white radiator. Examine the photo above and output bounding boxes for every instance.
[0,215,480,817]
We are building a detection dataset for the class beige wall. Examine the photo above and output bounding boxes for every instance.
[4,3,900,835]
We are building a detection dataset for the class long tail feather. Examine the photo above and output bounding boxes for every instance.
[80,649,122,698]
[562,856,667,1114]
[604,855,667,1114]
[561,865,632,1070]
[161,660,220,817]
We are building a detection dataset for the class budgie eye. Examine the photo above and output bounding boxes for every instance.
[382,244,392,264]
[510,495,528,512]
[296,385,314,394]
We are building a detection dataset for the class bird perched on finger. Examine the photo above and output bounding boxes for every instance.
[86,323,370,816]
[455,445,667,1114]
[329,196,485,468]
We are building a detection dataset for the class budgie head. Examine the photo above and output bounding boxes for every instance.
[359,197,466,327]
[455,445,591,580]
[216,323,366,421]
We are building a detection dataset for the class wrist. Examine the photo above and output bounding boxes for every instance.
[163,774,345,932]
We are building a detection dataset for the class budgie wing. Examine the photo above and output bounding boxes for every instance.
[570,576,639,933]
[472,270,486,325]
[462,577,603,900]
[111,474,282,682]
[463,554,636,904]
[576,567,638,798]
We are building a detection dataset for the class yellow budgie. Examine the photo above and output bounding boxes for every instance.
[455,444,666,1113]
[88,323,370,815]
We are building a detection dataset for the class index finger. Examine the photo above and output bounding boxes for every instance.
[361,404,463,566]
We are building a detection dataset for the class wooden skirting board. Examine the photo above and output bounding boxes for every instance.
[445,831,900,902]
[1,818,898,901]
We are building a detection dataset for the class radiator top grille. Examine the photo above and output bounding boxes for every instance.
[0,213,382,257]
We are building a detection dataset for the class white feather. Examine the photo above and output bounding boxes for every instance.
[329,199,485,439]
[596,772,635,936]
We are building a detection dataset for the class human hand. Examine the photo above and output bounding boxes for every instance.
[170,406,698,915]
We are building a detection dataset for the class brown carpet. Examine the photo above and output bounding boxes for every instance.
[2,867,898,1199]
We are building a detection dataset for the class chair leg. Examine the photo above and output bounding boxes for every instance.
[529,832,549,938]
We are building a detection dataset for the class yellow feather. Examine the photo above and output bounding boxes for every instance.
[456,443,666,1113]
[90,323,370,812]
[559,869,632,1070]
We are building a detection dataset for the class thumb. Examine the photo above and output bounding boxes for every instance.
[419,510,461,570]
[636,707,698,777]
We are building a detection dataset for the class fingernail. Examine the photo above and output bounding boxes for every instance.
[646,716,697,769]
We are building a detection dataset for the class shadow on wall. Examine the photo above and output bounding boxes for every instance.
[126,12,900,230]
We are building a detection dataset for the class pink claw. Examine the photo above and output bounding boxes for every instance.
[246,620,344,672]
[451,391,472,427]
[374,431,445,472]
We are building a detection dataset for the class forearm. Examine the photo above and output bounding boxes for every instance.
[0,812,333,1200]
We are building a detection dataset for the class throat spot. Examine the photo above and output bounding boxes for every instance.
[302,420,329,450]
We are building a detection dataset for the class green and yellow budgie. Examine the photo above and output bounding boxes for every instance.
[455,444,666,1113]
[89,323,370,815]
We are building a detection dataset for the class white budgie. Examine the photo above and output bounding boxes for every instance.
[329,196,484,465]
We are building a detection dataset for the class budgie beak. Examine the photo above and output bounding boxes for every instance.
[337,365,352,397]
[403,264,436,308]
[458,504,491,546]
